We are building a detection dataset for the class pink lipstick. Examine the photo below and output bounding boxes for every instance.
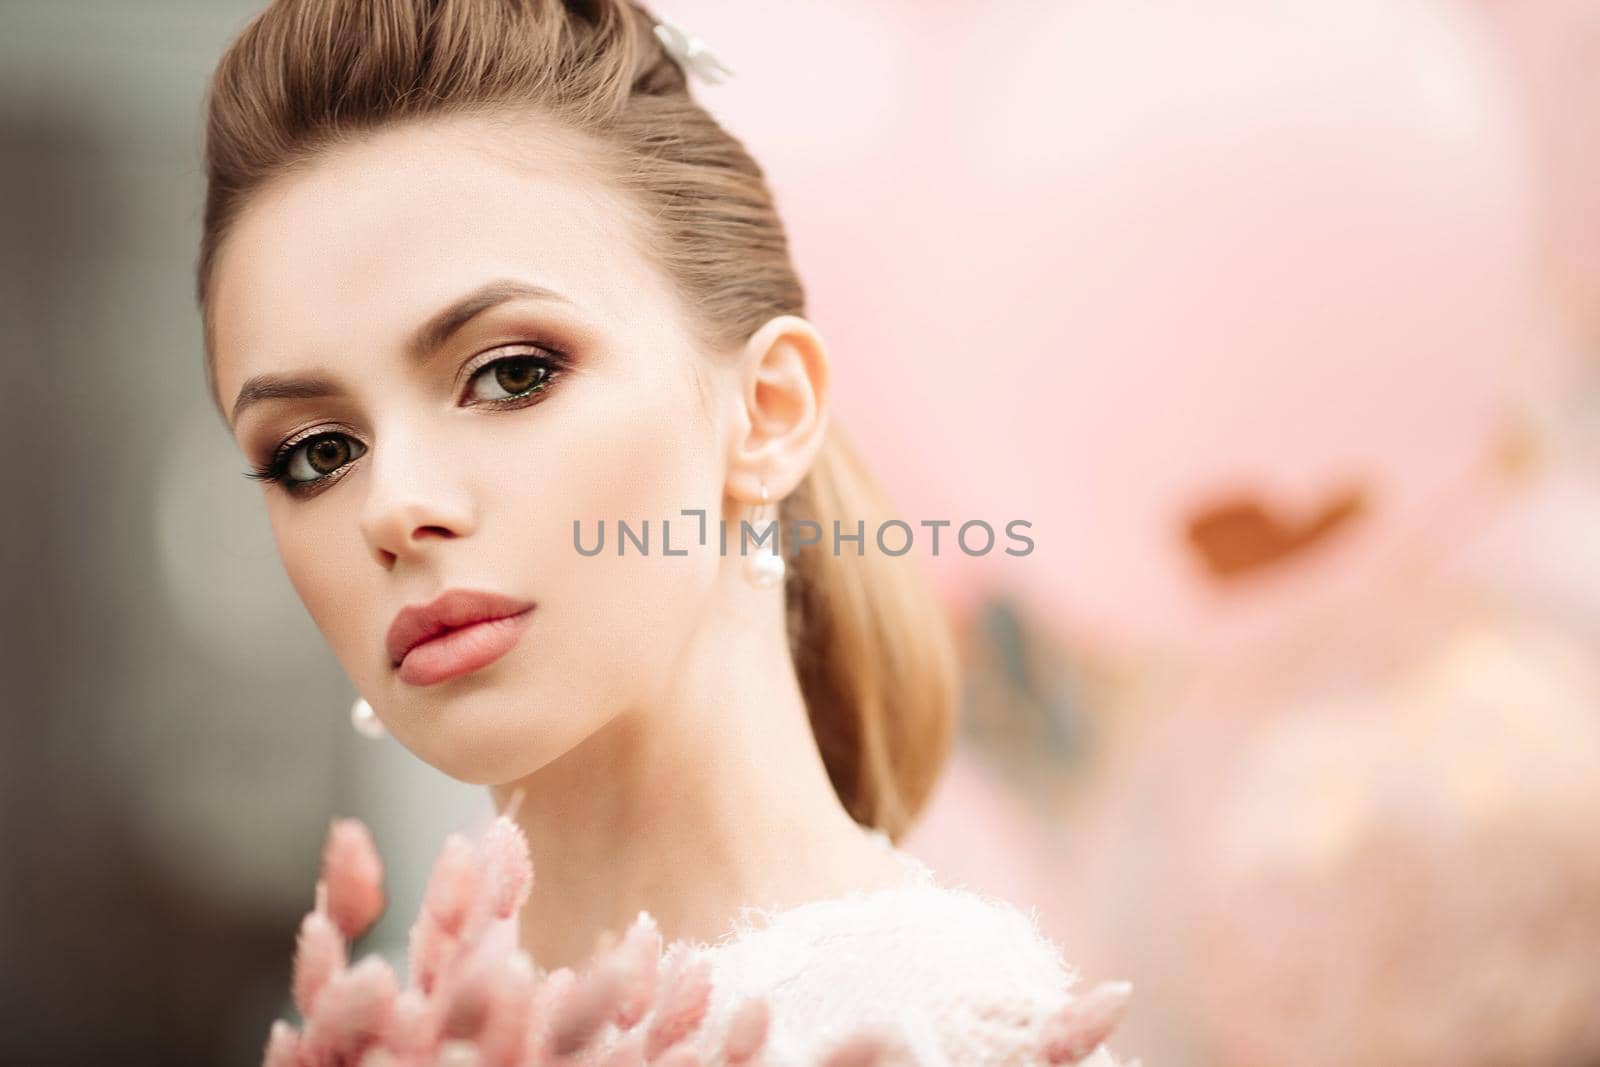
[387,589,534,687]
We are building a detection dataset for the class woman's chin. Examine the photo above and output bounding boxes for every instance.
[405,709,586,788]
[422,738,542,788]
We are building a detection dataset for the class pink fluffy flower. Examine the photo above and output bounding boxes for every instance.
[721,997,770,1064]
[321,818,387,941]
[260,814,1130,1067]
[1039,981,1135,1064]
[643,954,713,1060]
[291,908,346,1019]
[300,953,399,1064]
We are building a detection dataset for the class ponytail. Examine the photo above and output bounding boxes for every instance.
[783,425,959,842]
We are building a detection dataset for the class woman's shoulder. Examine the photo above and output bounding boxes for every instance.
[660,834,1127,1066]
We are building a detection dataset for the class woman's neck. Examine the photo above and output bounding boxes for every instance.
[489,590,908,973]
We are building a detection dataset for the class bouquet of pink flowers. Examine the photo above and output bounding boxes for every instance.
[261,806,1130,1067]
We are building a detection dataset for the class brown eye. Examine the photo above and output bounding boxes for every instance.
[285,433,364,484]
[495,358,548,395]
[307,437,349,474]
[467,354,554,403]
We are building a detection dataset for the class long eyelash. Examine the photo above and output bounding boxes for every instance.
[244,433,348,495]
[241,346,571,496]
[244,437,307,485]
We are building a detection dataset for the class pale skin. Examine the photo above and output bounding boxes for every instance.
[209,112,910,973]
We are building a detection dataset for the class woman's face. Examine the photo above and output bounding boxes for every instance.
[209,115,733,784]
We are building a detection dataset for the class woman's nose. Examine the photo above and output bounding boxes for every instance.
[358,436,477,568]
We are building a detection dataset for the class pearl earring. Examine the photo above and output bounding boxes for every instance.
[350,695,386,739]
[745,481,786,588]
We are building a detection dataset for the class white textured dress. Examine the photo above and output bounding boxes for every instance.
[636,829,1128,1067]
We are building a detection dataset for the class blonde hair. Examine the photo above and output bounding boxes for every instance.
[194,0,958,841]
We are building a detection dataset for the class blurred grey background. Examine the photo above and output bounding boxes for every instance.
[0,4,492,1063]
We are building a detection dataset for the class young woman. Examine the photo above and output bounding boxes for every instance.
[197,1,1128,1062]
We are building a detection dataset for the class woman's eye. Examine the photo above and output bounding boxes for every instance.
[249,350,565,497]
[466,354,555,403]
[285,433,366,485]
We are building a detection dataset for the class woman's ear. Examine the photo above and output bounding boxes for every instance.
[726,314,831,504]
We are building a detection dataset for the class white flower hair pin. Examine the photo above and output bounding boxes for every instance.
[653,16,736,85]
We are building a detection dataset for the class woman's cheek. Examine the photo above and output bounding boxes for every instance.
[565,401,722,620]
[273,511,370,674]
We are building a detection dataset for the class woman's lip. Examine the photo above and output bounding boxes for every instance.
[395,607,534,687]
[386,589,535,665]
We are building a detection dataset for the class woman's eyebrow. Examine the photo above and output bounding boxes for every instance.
[405,279,574,360]
[228,279,575,429]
